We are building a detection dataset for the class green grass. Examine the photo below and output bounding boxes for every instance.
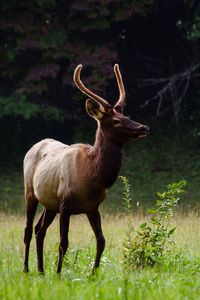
[0,212,200,299]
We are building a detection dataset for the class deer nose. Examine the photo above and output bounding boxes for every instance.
[144,125,150,133]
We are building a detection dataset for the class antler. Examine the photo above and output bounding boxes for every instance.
[114,64,126,110]
[73,65,111,109]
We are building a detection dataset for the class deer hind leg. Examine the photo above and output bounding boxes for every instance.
[35,209,45,236]
[23,187,38,273]
[57,204,70,274]
[35,209,57,273]
[87,210,105,272]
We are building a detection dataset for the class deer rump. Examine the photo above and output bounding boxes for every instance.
[24,138,106,214]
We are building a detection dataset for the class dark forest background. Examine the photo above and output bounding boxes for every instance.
[0,0,200,211]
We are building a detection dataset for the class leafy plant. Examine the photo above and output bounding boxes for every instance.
[119,176,132,214]
[122,178,187,269]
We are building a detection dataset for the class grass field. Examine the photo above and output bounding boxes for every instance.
[0,211,200,300]
[0,126,200,299]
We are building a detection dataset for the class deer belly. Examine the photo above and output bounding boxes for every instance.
[33,167,60,211]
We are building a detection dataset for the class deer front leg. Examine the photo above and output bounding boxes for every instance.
[57,204,70,274]
[87,210,105,272]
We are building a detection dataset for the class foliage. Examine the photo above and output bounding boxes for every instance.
[0,95,39,119]
[0,0,153,120]
[122,179,187,269]
[119,176,132,214]
[0,0,199,126]
[178,0,200,41]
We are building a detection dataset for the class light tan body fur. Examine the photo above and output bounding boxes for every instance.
[24,138,106,213]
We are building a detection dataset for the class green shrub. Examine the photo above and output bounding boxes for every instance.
[121,177,187,269]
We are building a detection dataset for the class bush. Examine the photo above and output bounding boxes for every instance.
[121,177,187,269]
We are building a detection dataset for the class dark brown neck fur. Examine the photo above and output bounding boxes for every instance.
[90,125,123,189]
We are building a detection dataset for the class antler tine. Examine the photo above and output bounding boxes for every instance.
[73,64,110,109]
[114,64,126,109]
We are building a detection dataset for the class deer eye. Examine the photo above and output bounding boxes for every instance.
[113,119,121,126]
[115,106,123,114]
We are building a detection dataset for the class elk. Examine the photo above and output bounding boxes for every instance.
[23,64,149,274]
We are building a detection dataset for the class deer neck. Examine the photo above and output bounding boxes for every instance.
[90,126,123,189]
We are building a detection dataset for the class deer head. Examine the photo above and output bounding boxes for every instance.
[73,64,149,144]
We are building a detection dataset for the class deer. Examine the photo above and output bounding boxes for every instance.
[23,64,149,275]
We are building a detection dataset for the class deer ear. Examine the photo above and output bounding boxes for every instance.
[85,99,104,120]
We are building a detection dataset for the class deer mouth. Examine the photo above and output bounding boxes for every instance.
[139,133,148,138]
[132,133,146,139]
[131,126,150,139]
